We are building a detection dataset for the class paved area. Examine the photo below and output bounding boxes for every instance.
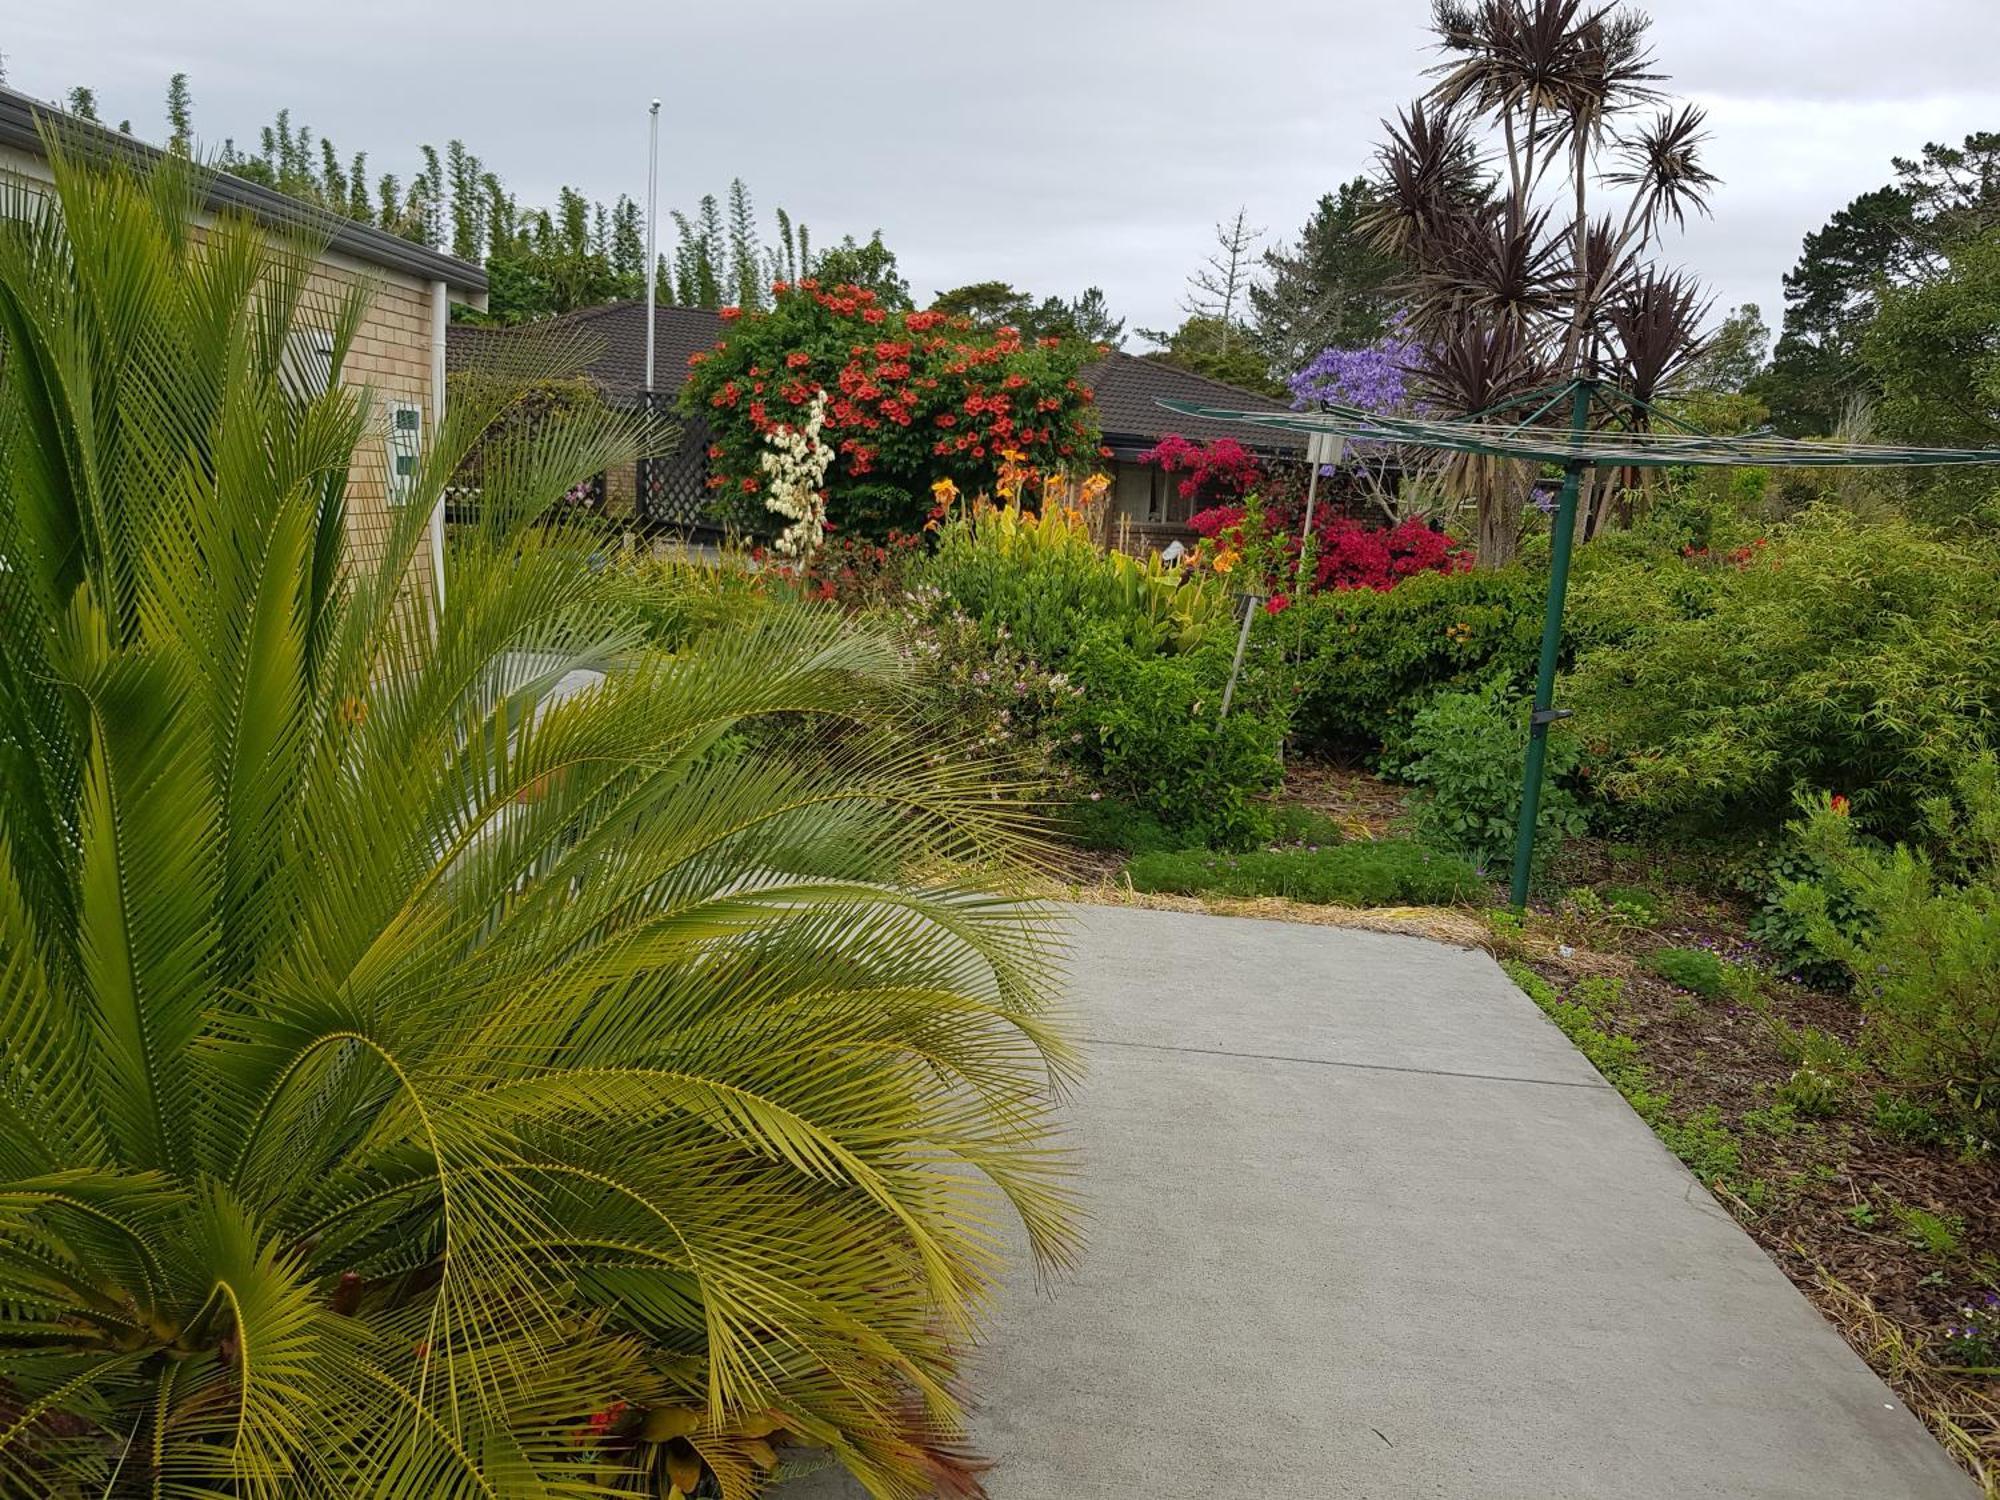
[786,903,1975,1498]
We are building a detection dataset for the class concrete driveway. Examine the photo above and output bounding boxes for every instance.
[786,903,1975,1499]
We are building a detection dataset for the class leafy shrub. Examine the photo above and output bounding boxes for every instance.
[1064,631,1288,849]
[1127,840,1480,906]
[1784,759,2000,1140]
[762,527,927,607]
[1287,565,1545,754]
[925,497,1229,662]
[1399,680,1587,878]
[898,599,1084,797]
[1563,510,2000,838]
[1058,795,1180,856]
[1597,883,1663,925]
[1647,946,1729,999]
[591,548,775,650]
[1741,830,1873,987]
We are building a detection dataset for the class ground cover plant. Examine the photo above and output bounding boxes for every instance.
[1125,842,1479,908]
[0,147,1073,1500]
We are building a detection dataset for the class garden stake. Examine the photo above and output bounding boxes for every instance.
[1508,378,1595,909]
[1219,589,1260,719]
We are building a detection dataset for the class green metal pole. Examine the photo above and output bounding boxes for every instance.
[1508,380,1595,909]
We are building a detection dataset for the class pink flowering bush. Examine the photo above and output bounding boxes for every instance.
[1190,500,1468,594]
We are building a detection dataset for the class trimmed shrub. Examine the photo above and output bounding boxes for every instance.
[1287,566,1545,755]
[1126,840,1481,907]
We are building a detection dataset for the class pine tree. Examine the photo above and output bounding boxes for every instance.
[1182,208,1263,353]
[165,73,193,154]
[377,174,403,234]
[1250,179,1402,372]
[319,138,347,210]
[727,178,762,311]
[66,87,99,122]
[610,196,645,295]
[347,152,370,221]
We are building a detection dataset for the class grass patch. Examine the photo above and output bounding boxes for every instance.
[1503,960,1743,1188]
[1126,840,1479,907]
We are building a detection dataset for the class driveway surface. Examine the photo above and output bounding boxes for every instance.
[786,903,1975,1498]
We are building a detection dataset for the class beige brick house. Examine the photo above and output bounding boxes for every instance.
[0,86,488,600]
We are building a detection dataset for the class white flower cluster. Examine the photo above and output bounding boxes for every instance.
[759,390,834,558]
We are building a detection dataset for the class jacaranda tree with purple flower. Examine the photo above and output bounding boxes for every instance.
[1289,324,1454,525]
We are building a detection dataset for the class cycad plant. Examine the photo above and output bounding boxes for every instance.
[0,142,1075,1497]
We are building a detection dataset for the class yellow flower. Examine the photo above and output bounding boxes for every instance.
[1080,472,1111,501]
[1212,548,1239,576]
[931,477,959,501]
[999,447,1026,464]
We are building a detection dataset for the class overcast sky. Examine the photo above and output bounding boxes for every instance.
[10,1,2000,346]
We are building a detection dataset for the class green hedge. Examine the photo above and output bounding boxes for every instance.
[1125,840,1482,906]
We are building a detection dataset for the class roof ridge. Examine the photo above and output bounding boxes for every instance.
[1106,348,1292,410]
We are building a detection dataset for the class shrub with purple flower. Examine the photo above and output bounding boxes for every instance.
[1942,1293,2000,1369]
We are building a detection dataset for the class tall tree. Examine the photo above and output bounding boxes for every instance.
[930,282,1122,345]
[1681,302,1769,394]
[726,177,763,311]
[609,194,645,292]
[1137,315,1288,398]
[65,86,99,121]
[446,139,486,263]
[165,72,193,153]
[1181,208,1263,352]
[1251,178,1404,371]
[1761,134,2000,435]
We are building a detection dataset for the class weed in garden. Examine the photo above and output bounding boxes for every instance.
[1893,1204,1967,1261]
[1872,1092,1952,1147]
[1265,804,1348,849]
[1846,1200,1880,1229]
[1942,1295,2000,1370]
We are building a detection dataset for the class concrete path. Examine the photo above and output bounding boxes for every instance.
[787,903,1975,1499]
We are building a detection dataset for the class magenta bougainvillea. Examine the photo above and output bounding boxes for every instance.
[1190,502,1468,593]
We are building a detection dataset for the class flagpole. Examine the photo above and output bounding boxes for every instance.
[643,98,661,398]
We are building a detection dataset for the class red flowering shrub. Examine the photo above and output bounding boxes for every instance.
[1140,434,1263,509]
[684,281,1103,536]
[1190,501,1468,594]
[754,529,927,609]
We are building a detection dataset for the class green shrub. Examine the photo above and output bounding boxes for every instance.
[1267,804,1347,848]
[1785,758,2000,1140]
[1058,795,1180,856]
[1741,830,1872,988]
[1398,680,1587,878]
[1646,946,1730,999]
[923,501,1228,663]
[1563,509,2000,838]
[1126,840,1480,907]
[592,548,774,650]
[1286,565,1545,755]
[1064,631,1289,850]
[1597,883,1663,925]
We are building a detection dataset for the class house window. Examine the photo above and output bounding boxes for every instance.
[385,399,424,505]
[279,328,335,402]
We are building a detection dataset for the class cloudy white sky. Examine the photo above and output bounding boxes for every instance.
[9,1,2000,344]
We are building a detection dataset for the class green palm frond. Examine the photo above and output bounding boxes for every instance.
[0,138,1072,1497]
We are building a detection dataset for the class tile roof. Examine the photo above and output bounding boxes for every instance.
[447,302,722,402]
[1081,352,1305,453]
[448,308,1303,454]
